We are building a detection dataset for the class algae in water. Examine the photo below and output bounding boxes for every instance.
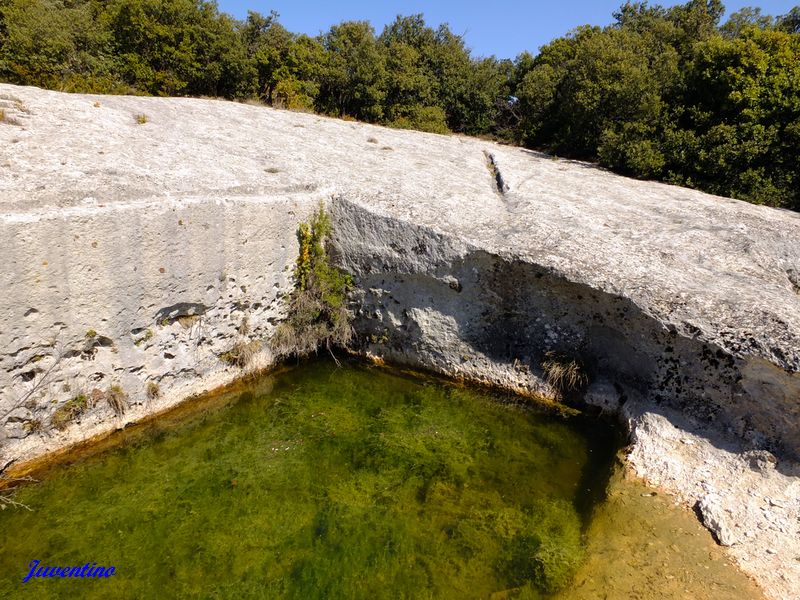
[0,361,606,599]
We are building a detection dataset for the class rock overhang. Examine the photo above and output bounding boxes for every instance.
[1,81,799,452]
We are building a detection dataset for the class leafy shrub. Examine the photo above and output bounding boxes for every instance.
[389,106,450,134]
[272,205,353,358]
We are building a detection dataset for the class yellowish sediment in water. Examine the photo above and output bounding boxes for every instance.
[558,467,765,600]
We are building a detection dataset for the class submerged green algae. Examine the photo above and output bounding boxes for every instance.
[0,360,615,599]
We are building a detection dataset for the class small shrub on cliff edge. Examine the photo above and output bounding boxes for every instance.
[272,204,353,358]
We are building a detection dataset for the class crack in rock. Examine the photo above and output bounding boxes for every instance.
[483,151,509,195]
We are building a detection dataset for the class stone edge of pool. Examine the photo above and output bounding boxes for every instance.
[1,84,799,599]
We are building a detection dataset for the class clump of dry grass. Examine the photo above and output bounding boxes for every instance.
[135,113,148,124]
[541,352,588,396]
[219,340,261,368]
[0,108,21,125]
[106,385,128,417]
[177,315,199,329]
[146,381,160,400]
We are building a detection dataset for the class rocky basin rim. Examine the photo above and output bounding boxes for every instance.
[1,84,799,599]
[0,352,590,484]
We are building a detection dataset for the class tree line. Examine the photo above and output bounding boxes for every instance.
[1,0,798,211]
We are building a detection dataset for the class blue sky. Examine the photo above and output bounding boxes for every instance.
[216,1,798,58]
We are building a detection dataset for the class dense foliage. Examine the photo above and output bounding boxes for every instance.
[1,0,798,209]
[515,1,800,210]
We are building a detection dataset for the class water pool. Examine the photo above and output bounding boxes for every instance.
[0,360,762,599]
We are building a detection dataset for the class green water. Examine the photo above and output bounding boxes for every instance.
[0,360,617,599]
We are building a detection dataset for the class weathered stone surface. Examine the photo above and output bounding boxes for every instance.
[1,83,799,598]
[698,493,738,546]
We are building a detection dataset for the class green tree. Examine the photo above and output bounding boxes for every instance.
[271,34,326,110]
[243,10,291,102]
[668,26,800,207]
[317,21,386,121]
[379,15,448,132]
[104,0,246,97]
[0,0,118,92]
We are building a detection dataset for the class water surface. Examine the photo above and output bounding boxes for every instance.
[0,360,615,599]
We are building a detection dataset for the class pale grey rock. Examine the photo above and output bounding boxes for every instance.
[698,494,738,546]
[583,380,620,412]
[1,83,799,599]
[3,407,33,440]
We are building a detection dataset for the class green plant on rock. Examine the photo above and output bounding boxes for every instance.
[51,394,89,430]
[272,204,353,358]
[134,328,154,347]
[23,419,43,434]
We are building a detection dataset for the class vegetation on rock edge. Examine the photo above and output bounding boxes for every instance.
[272,204,353,358]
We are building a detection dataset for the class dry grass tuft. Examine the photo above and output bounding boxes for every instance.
[219,340,261,368]
[106,385,128,417]
[146,381,160,400]
[541,352,588,396]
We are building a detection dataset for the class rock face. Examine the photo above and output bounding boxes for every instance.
[328,192,800,460]
[1,84,799,599]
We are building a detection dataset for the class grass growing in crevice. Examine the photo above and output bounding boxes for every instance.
[272,204,353,359]
[219,339,261,368]
[541,352,588,399]
[146,381,160,400]
[51,394,90,430]
[105,385,127,418]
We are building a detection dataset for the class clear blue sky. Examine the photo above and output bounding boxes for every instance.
[216,1,798,58]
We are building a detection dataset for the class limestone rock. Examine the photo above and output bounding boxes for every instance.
[1,83,799,598]
[698,494,738,546]
[583,380,620,412]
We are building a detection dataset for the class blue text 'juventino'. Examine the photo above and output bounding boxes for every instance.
[22,561,115,583]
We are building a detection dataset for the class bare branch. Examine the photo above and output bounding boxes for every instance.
[0,475,37,511]
[1,338,67,422]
